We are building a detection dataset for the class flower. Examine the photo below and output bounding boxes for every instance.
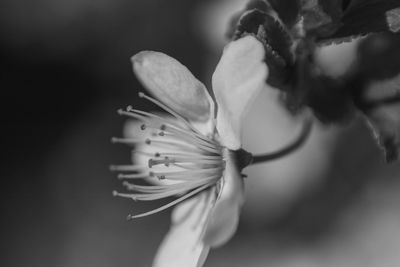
[111,35,268,267]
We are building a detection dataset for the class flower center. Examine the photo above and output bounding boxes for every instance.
[111,93,225,219]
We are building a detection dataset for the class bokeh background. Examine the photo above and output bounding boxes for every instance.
[2,0,400,266]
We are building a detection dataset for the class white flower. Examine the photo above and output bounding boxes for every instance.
[112,35,268,267]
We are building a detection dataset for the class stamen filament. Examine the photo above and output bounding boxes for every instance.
[150,167,223,180]
[145,139,203,153]
[128,107,214,143]
[162,125,217,148]
[111,137,144,144]
[138,92,203,136]
[118,173,149,179]
[160,152,222,160]
[123,175,219,194]
[110,165,147,172]
[148,157,220,168]
[127,183,214,219]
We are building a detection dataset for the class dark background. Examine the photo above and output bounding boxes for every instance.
[2,0,400,266]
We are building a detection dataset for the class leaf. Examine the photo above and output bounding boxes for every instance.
[353,32,400,81]
[350,33,400,161]
[300,0,336,34]
[360,74,400,162]
[266,0,301,27]
[318,0,345,22]
[329,0,400,39]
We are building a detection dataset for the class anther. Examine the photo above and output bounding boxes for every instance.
[138,92,145,98]
[112,190,118,197]
[164,156,171,167]
[154,152,160,157]
[145,139,151,145]
[159,132,165,136]
[160,124,166,131]
[148,159,154,168]
[158,175,166,180]
[140,124,146,130]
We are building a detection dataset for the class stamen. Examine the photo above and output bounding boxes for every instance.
[110,165,146,172]
[144,139,203,153]
[171,163,199,170]
[138,92,203,136]
[117,177,216,200]
[117,109,150,122]
[148,158,173,168]
[127,183,214,219]
[112,190,138,201]
[160,152,222,160]
[167,157,222,165]
[131,150,156,157]
[161,126,220,153]
[149,167,223,180]
[113,94,226,220]
[128,107,214,143]
[111,137,143,144]
[118,173,148,179]
[122,176,218,194]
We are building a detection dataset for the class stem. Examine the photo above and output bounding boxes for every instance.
[251,116,313,164]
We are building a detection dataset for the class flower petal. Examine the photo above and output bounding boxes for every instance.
[212,36,268,150]
[203,150,244,247]
[132,51,214,122]
[153,190,216,267]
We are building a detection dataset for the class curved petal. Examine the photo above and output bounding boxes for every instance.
[153,190,216,267]
[212,36,268,150]
[203,150,244,247]
[132,51,214,123]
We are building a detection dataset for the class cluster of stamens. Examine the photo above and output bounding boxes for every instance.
[111,93,225,219]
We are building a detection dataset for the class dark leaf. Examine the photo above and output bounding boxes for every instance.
[351,33,400,161]
[354,32,400,81]
[360,75,400,162]
[318,0,345,23]
[226,1,277,40]
[266,0,301,27]
[329,0,400,39]
[283,46,355,123]
[301,0,336,33]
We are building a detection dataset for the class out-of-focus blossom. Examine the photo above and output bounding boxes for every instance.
[112,35,268,266]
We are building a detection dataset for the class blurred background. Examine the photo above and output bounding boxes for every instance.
[2,0,400,266]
